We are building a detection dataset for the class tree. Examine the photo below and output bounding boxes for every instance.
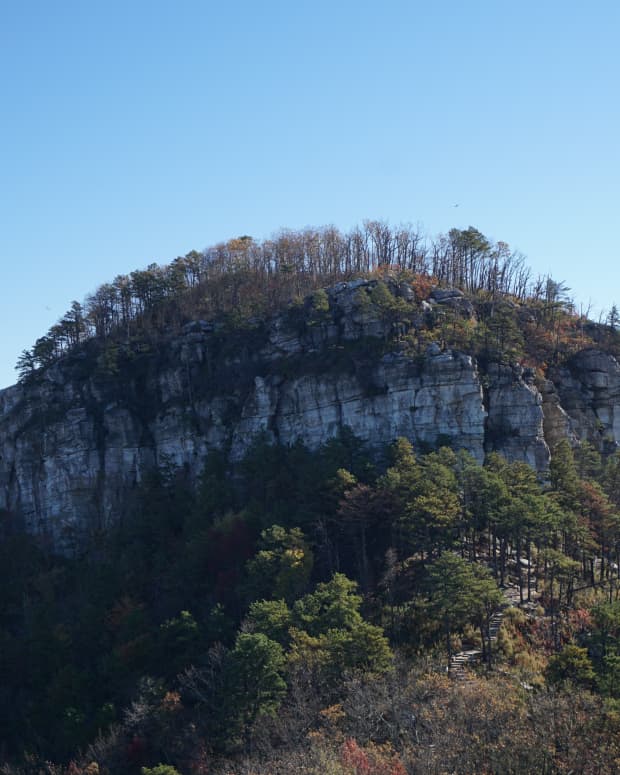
[550,440,579,502]
[589,603,620,697]
[32,333,57,367]
[156,610,200,678]
[470,563,504,664]
[245,525,313,603]
[540,548,581,647]
[603,450,620,508]
[62,300,87,346]
[400,449,460,561]
[458,456,509,568]
[427,553,501,666]
[576,480,620,585]
[545,644,594,687]
[574,441,602,480]
[338,481,383,591]
[597,654,620,697]
[293,573,363,636]
[369,280,410,335]
[289,573,392,680]
[324,618,392,675]
[309,288,331,324]
[226,632,287,751]
[246,598,293,645]
[15,348,36,381]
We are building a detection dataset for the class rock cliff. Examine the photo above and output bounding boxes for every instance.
[1,279,619,546]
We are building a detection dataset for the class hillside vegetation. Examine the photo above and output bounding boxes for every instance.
[2,432,620,773]
[15,222,619,382]
[2,224,620,773]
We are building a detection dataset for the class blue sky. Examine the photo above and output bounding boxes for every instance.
[1,1,618,388]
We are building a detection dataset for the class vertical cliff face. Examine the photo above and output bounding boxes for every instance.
[1,279,619,547]
[229,349,487,463]
[549,350,620,449]
[485,363,550,471]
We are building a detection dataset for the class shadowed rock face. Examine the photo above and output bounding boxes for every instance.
[0,279,618,548]
[548,350,620,448]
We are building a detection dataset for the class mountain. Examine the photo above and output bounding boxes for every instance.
[1,271,619,550]
[3,228,620,773]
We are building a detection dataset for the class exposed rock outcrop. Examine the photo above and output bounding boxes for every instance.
[229,348,486,462]
[1,280,619,547]
[485,363,549,471]
[549,350,620,450]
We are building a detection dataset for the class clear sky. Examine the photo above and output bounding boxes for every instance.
[1,1,618,389]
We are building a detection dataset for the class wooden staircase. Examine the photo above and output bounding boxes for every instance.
[448,583,523,681]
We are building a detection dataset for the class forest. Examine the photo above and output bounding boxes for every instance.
[2,432,620,773]
[2,223,620,773]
